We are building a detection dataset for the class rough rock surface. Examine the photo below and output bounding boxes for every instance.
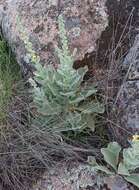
[32,162,134,190]
[32,163,98,190]
[118,34,139,131]
[0,0,108,75]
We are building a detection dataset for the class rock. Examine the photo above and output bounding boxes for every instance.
[119,81,139,130]
[118,34,139,131]
[123,34,139,81]
[88,0,139,68]
[32,162,99,190]
[0,0,108,75]
[32,162,135,190]
[104,175,135,190]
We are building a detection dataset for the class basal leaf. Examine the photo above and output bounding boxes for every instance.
[94,165,115,175]
[124,174,139,188]
[101,142,121,171]
[84,114,95,132]
[118,162,130,176]
[78,102,104,114]
[123,142,139,171]
[88,156,114,175]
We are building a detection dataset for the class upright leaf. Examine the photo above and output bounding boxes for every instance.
[118,162,130,176]
[101,142,121,171]
[123,142,139,171]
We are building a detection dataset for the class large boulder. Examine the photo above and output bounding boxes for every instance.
[0,0,108,75]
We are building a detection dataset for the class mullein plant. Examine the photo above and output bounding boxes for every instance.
[89,137,139,188]
[17,15,104,134]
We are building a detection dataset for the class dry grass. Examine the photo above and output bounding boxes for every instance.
[0,81,99,190]
[95,8,135,144]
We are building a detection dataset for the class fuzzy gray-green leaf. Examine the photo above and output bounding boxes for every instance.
[123,142,139,171]
[88,156,114,175]
[118,162,130,176]
[101,142,121,171]
[124,174,139,188]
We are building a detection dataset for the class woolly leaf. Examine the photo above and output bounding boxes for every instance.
[101,142,121,171]
[78,102,104,114]
[94,165,115,175]
[118,162,130,176]
[123,142,139,171]
[124,174,139,188]
[83,114,95,132]
[70,88,97,104]
[88,156,114,175]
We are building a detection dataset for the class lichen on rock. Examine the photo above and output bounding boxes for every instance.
[118,34,139,131]
[0,0,108,75]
